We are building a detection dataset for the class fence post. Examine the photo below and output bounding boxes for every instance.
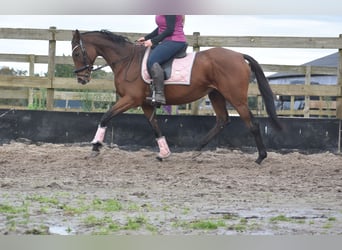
[336,35,342,118]
[337,35,342,152]
[304,65,311,117]
[290,96,295,117]
[28,54,35,107]
[46,26,57,110]
[191,32,201,115]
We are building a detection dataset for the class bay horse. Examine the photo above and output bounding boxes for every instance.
[71,29,282,164]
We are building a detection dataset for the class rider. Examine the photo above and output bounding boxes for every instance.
[137,15,187,105]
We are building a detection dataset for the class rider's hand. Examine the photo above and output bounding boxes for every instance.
[136,37,145,46]
[143,39,153,47]
[137,37,145,42]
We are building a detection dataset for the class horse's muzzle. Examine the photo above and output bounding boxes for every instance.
[77,76,90,85]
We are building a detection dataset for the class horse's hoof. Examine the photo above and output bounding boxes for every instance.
[90,151,100,158]
[255,156,266,165]
[156,153,170,162]
[255,158,263,164]
[255,152,267,164]
[91,142,102,153]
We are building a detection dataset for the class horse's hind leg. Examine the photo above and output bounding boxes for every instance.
[195,90,230,154]
[250,116,267,164]
[235,104,267,164]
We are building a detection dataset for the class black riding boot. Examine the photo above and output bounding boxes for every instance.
[150,63,166,105]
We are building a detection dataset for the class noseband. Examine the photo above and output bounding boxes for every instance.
[72,40,93,74]
[72,40,108,74]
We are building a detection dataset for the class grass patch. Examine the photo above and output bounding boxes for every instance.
[323,222,333,229]
[84,215,120,235]
[182,207,190,215]
[60,204,89,216]
[222,213,239,220]
[248,222,262,231]
[108,222,121,231]
[84,214,156,234]
[177,219,226,230]
[227,218,248,232]
[295,219,306,224]
[28,195,59,206]
[0,202,30,233]
[123,216,148,230]
[123,215,157,232]
[269,215,291,223]
[0,202,29,215]
[83,215,112,227]
[322,217,337,229]
[328,217,336,222]
[0,204,22,214]
[92,198,123,212]
[24,225,49,235]
[127,203,141,212]
[230,223,247,232]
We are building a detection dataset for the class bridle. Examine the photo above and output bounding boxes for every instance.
[72,39,108,74]
[72,35,142,81]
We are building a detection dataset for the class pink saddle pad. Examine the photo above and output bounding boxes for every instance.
[141,47,197,85]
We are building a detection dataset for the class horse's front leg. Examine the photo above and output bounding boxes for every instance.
[142,104,171,161]
[91,97,135,156]
[90,114,114,155]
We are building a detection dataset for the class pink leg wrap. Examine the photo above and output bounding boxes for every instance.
[91,126,107,144]
[156,136,171,159]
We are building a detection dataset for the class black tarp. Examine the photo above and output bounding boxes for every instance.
[0,109,340,153]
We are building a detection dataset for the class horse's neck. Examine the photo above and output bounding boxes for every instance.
[102,44,145,71]
[134,46,147,64]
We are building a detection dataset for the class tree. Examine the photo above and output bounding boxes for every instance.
[0,66,28,107]
[0,66,27,76]
[54,64,75,78]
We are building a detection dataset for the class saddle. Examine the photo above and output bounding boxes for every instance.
[161,43,188,79]
[141,43,196,85]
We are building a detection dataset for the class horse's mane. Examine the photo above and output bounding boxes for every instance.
[82,30,132,44]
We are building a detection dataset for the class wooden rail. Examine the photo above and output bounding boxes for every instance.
[0,27,341,117]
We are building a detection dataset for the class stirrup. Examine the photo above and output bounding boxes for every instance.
[154,98,166,105]
[146,91,164,107]
[154,92,166,105]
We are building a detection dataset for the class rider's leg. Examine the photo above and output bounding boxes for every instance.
[147,41,186,105]
[150,62,166,104]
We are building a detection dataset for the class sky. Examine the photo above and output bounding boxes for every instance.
[1,15,342,75]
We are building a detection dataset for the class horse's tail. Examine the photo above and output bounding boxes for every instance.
[243,54,283,131]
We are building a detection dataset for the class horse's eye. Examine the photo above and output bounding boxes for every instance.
[74,52,80,57]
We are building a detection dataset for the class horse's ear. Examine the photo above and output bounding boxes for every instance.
[72,29,80,35]
[72,29,80,42]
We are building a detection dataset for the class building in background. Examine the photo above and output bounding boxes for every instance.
[267,52,338,110]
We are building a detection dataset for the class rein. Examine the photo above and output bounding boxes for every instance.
[73,34,144,82]
[92,64,109,72]
[72,39,109,73]
[72,40,134,74]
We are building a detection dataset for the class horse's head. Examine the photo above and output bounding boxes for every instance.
[71,30,97,84]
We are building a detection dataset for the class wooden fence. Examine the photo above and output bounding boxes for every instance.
[0,27,341,118]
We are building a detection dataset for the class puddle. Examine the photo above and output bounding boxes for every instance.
[49,226,74,235]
